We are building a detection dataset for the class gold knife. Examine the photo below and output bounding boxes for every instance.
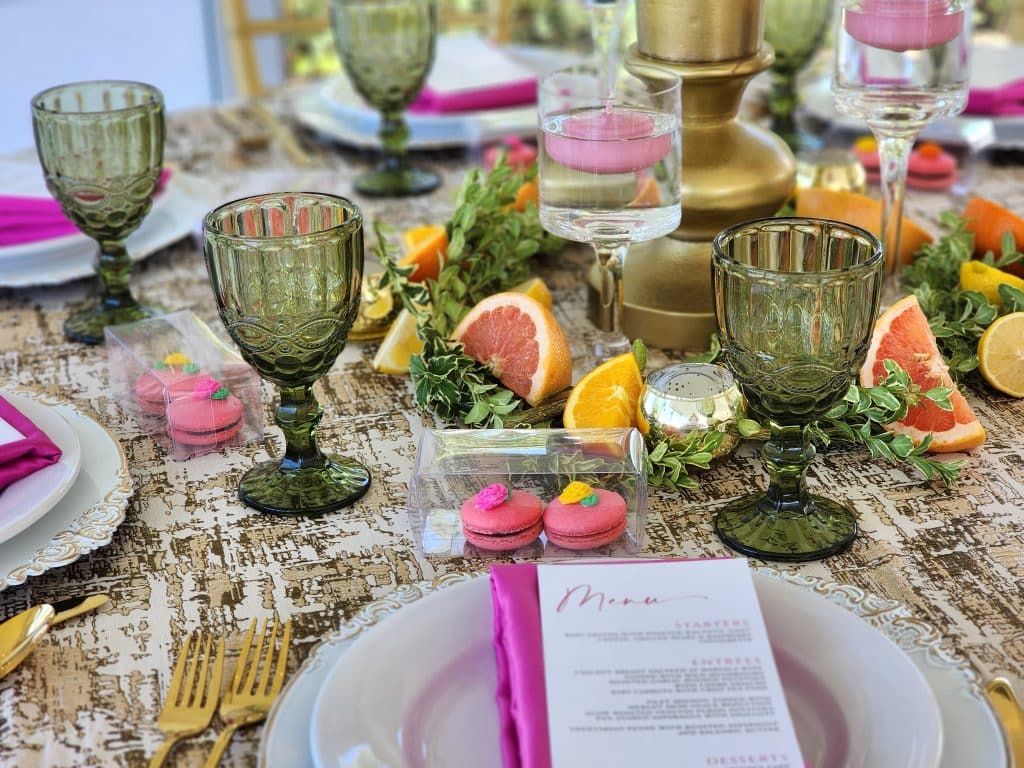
[0,594,109,678]
[987,677,1024,767]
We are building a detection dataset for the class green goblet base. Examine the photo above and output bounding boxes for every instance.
[714,492,858,562]
[355,165,440,198]
[238,455,371,516]
[64,302,162,345]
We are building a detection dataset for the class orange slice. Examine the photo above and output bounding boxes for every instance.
[962,196,1024,278]
[453,292,572,405]
[399,224,448,283]
[859,295,985,452]
[563,351,644,429]
[628,174,661,207]
[796,187,933,270]
[511,179,538,212]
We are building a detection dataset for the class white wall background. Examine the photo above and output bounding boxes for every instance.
[0,0,225,154]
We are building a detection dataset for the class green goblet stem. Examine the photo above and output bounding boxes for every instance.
[96,240,139,310]
[762,423,814,513]
[380,110,411,172]
[276,385,327,470]
[769,70,799,152]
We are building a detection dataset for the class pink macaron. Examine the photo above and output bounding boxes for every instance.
[852,136,880,184]
[543,482,627,551]
[460,483,544,552]
[908,142,957,191]
[165,376,244,446]
[134,352,203,415]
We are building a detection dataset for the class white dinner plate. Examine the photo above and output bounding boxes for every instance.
[296,43,579,150]
[260,570,1008,768]
[0,388,132,591]
[0,393,81,545]
[308,572,942,768]
[0,162,216,287]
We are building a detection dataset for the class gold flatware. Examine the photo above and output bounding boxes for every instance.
[203,618,292,768]
[987,677,1024,766]
[248,103,315,167]
[0,593,109,678]
[149,632,225,768]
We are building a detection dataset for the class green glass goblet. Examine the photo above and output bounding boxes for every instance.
[711,217,883,561]
[763,0,832,151]
[329,0,441,197]
[31,81,165,344]
[203,193,371,516]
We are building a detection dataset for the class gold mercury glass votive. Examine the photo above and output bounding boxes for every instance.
[637,363,745,461]
[795,148,867,194]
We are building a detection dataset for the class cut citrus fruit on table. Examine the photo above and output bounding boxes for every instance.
[372,309,423,375]
[962,196,1024,278]
[978,312,1024,398]
[796,187,932,269]
[453,292,572,405]
[628,174,660,208]
[563,351,644,429]
[511,276,553,309]
[511,179,539,212]
[360,273,394,320]
[859,295,985,452]
[959,260,1024,306]
[399,224,448,283]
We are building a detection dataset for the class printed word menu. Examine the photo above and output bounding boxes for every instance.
[537,559,804,768]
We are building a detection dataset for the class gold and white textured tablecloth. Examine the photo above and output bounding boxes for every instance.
[0,106,1023,767]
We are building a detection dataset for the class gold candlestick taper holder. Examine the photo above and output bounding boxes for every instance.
[589,0,797,351]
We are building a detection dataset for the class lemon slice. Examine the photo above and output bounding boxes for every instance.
[371,309,423,375]
[960,261,1024,306]
[361,274,394,321]
[978,312,1024,398]
[511,276,553,309]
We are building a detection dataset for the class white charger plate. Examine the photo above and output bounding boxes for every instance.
[0,164,216,287]
[259,570,1008,768]
[308,572,941,768]
[0,388,131,591]
[0,393,81,544]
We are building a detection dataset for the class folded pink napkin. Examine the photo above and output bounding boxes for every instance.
[490,563,551,768]
[0,168,172,248]
[0,395,62,493]
[965,79,1024,116]
[409,78,536,114]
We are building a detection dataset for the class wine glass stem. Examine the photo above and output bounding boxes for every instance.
[593,242,628,333]
[874,130,916,290]
[762,423,814,513]
[769,69,799,152]
[276,385,327,470]
[380,109,411,172]
[97,239,138,310]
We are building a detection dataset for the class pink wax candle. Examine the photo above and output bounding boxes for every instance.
[544,108,672,175]
[845,0,964,51]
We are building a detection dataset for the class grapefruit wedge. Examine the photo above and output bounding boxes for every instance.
[453,292,572,405]
[859,295,985,452]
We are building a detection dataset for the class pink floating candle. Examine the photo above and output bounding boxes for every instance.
[545,108,672,175]
[845,0,964,52]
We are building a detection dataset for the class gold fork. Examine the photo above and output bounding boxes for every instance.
[149,632,225,768]
[203,618,292,768]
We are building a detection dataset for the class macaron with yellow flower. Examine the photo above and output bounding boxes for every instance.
[134,352,204,414]
[543,481,627,551]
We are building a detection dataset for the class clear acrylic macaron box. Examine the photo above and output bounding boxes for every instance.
[408,428,648,558]
[105,310,264,460]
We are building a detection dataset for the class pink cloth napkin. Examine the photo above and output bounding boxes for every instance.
[965,79,1024,116]
[409,78,536,114]
[490,563,551,768]
[0,395,62,493]
[0,168,172,247]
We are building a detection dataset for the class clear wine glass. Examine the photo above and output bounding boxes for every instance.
[537,64,682,360]
[832,0,971,299]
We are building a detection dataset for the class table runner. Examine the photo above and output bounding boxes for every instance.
[0,104,1022,767]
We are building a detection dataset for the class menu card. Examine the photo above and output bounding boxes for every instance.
[537,560,804,768]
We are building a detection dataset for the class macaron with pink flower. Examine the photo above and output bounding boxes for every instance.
[165,375,245,446]
[459,482,544,552]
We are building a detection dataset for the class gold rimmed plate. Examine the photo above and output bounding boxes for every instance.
[0,388,131,591]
